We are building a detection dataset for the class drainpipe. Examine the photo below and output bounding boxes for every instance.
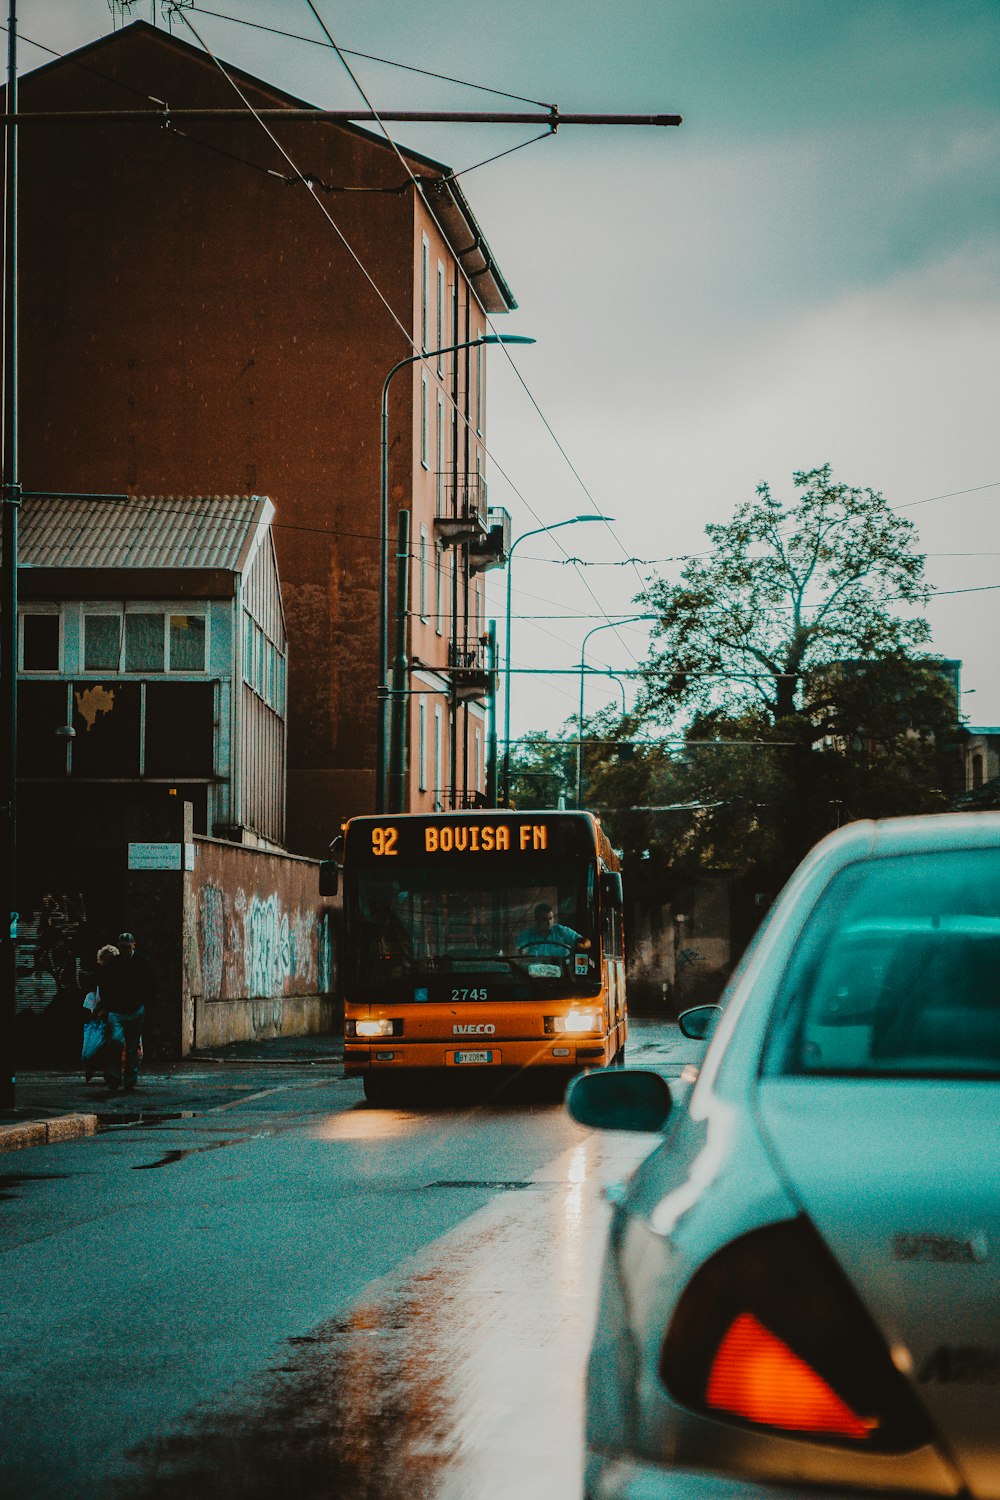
[389,510,410,814]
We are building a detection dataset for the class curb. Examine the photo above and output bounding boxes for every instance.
[186,1054,344,1065]
[0,1113,99,1154]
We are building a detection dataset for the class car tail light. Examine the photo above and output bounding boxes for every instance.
[706,1313,874,1438]
[660,1217,930,1452]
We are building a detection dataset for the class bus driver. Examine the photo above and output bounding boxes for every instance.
[516,902,585,959]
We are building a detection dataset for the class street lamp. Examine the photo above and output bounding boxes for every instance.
[501,513,613,808]
[377,331,535,814]
[576,615,655,807]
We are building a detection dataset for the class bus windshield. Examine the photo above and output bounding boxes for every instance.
[346,860,597,995]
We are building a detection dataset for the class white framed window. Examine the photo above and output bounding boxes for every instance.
[434,705,443,809]
[436,262,445,371]
[476,338,484,434]
[435,540,444,636]
[475,727,482,793]
[19,609,61,672]
[419,525,428,621]
[81,607,207,674]
[436,393,445,513]
[421,372,429,468]
[418,699,427,792]
[421,233,429,351]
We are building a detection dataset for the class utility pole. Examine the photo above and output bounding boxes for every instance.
[1,0,18,1109]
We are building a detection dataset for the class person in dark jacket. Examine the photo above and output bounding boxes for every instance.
[100,932,156,1091]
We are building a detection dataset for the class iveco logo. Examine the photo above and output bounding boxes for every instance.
[453,1023,496,1035]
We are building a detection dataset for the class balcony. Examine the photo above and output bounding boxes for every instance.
[469,505,511,574]
[447,638,496,702]
[434,474,490,547]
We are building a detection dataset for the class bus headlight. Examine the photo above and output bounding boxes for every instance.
[355,1018,397,1039]
[546,1009,602,1035]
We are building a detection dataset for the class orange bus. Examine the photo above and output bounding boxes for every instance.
[337,811,627,1103]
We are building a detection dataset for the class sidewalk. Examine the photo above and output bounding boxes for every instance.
[0,1031,345,1154]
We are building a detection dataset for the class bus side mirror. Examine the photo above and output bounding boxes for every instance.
[319,860,339,898]
[600,871,623,908]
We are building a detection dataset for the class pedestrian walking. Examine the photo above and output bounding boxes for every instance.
[100,932,157,1092]
[81,942,118,1083]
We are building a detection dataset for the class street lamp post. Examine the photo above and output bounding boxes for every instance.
[501,513,612,808]
[377,331,534,814]
[576,615,655,808]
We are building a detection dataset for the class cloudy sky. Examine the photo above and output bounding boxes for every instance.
[39,1,1000,742]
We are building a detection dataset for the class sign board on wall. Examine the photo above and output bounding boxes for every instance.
[128,843,196,871]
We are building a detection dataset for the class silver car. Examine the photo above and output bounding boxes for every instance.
[569,814,1000,1499]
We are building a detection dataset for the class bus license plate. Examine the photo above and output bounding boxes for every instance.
[453,1049,493,1065]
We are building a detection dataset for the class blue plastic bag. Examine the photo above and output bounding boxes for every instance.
[82,1018,107,1062]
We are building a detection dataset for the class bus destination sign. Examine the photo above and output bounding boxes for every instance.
[349,817,580,862]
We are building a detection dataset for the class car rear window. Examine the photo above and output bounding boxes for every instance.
[765,847,1000,1079]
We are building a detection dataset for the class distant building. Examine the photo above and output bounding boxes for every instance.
[12,21,515,852]
[16,493,286,913]
[955,726,1000,809]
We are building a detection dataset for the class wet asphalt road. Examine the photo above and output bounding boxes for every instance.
[0,1020,696,1499]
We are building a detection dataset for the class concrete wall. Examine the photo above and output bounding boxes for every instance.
[626,877,734,1015]
[182,836,339,1053]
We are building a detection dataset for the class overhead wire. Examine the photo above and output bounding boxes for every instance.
[12,0,636,695]
[180,3,553,108]
[14,15,999,691]
[291,0,635,651]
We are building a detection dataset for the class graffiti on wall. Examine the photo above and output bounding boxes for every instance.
[196,879,333,1000]
[199,883,225,1001]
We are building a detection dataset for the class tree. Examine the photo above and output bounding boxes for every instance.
[640,465,931,723]
[506,730,576,811]
[635,465,961,881]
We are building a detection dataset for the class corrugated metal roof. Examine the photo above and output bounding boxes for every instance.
[18,494,273,572]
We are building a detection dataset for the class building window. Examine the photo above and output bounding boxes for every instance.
[440,550,450,640]
[419,525,428,621]
[418,699,427,791]
[475,727,482,793]
[476,338,484,434]
[972,752,984,788]
[83,609,207,674]
[434,705,443,810]
[421,233,429,351]
[124,613,165,673]
[436,394,445,514]
[242,609,285,712]
[168,614,206,671]
[20,613,60,671]
[435,541,444,636]
[84,613,122,671]
[243,613,253,680]
[421,373,429,468]
[436,262,445,370]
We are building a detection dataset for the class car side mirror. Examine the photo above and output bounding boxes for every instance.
[678,1004,722,1041]
[318,860,339,898]
[600,871,623,908]
[566,1069,672,1133]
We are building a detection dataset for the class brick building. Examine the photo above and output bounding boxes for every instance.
[12,20,515,854]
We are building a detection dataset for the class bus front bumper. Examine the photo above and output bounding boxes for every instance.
[343,1037,611,1075]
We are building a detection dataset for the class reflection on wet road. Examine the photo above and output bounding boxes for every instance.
[123,1122,650,1500]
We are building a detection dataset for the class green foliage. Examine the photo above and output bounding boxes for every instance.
[625,466,961,882]
[506,731,575,811]
[510,468,962,894]
[640,464,931,727]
